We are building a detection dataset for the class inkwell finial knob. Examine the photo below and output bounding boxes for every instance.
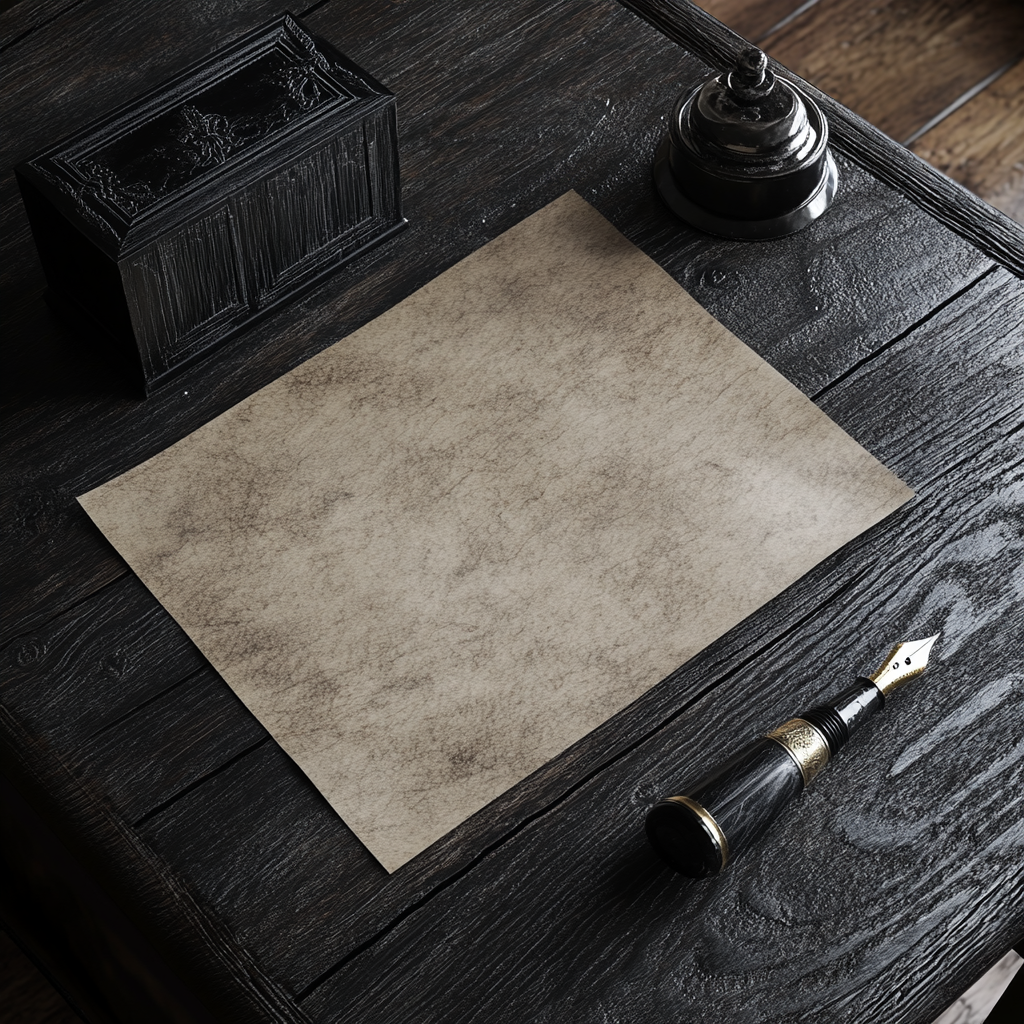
[728,47,773,101]
[654,46,838,239]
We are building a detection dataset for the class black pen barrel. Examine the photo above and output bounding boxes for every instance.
[646,736,804,876]
[646,680,885,876]
[803,679,884,748]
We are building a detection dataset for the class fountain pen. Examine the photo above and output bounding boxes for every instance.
[645,635,940,876]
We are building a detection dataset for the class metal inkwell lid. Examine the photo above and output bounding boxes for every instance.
[654,48,838,239]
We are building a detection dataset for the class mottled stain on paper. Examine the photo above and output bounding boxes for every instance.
[79,192,913,872]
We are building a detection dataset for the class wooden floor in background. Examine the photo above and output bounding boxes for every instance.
[700,0,1024,224]
[2,1,1023,1023]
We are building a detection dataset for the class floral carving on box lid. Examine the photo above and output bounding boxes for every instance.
[56,38,359,220]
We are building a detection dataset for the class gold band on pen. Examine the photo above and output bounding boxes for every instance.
[665,795,730,868]
[766,718,831,786]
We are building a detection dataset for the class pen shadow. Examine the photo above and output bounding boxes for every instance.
[599,836,710,912]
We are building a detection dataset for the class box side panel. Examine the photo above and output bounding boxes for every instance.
[113,96,403,391]
[120,206,248,383]
[365,99,403,228]
[233,125,373,306]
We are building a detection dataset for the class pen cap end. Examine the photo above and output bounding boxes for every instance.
[645,797,727,877]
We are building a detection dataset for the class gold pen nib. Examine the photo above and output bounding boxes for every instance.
[867,634,940,698]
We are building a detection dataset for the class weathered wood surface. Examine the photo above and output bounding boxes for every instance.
[2,0,1024,1022]
[0,0,85,52]
[300,268,1024,1023]
[912,59,1024,226]
[0,926,80,1024]
[691,0,800,41]
[758,0,1024,144]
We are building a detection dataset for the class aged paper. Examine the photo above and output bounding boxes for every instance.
[79,192,912,872]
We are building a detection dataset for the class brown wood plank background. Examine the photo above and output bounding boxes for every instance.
[697,0,1024,223]
[911,59,1024,226]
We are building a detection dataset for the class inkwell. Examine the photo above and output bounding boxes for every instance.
[654,47,838,239]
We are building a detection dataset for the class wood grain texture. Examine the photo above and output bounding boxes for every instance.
[300,268,1024,1023]
[690,0,802,41]
[0,2,292,173]
[80,667,268,826]
[2,0,1023,1020]
[912,59,1024,226]
[0,927,81,1024]
[931,951,1024,1024]
[0,0,993,648]
[0,0,88,53]
[621,0,1024,277]
[759,0,1024,144]
[1,574,209,749]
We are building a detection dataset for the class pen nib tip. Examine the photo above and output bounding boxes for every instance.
[868,633,940,697]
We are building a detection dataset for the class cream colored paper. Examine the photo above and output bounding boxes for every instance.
[79,192,912,872]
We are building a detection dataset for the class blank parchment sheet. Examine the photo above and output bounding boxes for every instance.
[79,191,913,872]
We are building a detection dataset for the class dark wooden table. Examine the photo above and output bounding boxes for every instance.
[3,1,1024,1022]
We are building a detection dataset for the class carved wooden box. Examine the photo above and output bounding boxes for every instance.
[15,14,405,393]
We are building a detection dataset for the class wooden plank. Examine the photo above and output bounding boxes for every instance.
[621,0,1024,278]
[0,573,272,825]
[812,266,1024,478]
[0,574,208,747]
[0,0,88,52]
[689,0,804,41]
[299,271,1024,1023]
[137,743,378,996]
[640,152,992,398]
[0,0,994,647]
[0,927,80,1024]
[1,0,1021,1018]
[130,267,1024,1004]
[79,667,268,824]
[759,0,1024,144]
[911,59,1024,226]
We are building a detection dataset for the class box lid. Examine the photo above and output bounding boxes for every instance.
[17,14,392,257]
